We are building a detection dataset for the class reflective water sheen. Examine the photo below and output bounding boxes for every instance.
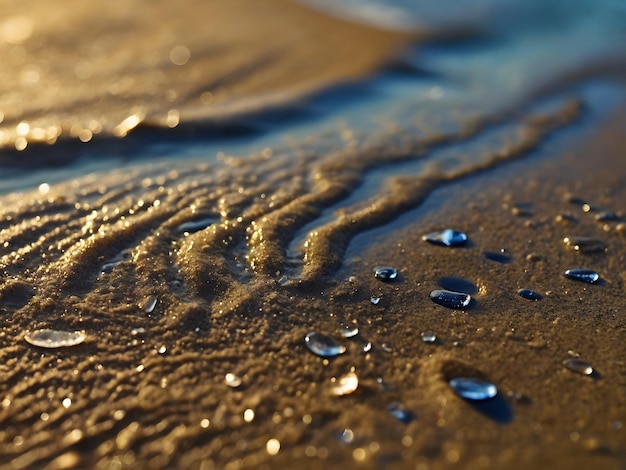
[449,377,498,400]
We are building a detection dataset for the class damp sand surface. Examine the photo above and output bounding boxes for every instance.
[0,1,626,469]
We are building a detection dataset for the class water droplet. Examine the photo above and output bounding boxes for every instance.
[449,377,497,400]
[517,289,542,301]
[224,373,242,387]
[373,266,397,281]
[381,343,393,352]
[339,325,359,338]
[387,403,414,423]
[243,409,255,423]
[362,342,372,353]
[555,212,578,224]
[595,212,621,222]
[176,218,216,234]
[422,229,468,247]
[330,371,359,396]
[563,358,593,376]
[304,332,346,357]
[266,438,281,456]
[278,275,289,286]
[563,236,607,254]
[430,289,472,309]
[438,276,477,295]
[100,249,132,274]
[370,296,381,305]
[143,296,158,313]
[24,329,85,348]
[510,204,533,217]
[564,268,600,284]
[484,251,513,264]
[100,261,119,274]
[158,345,167,354]
[338,428,355,443]
[420,331,437,343]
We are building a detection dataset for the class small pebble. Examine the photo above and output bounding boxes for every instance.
[24,329,85,348]
[563,358,594,376]
[563,236,607,254]
[373,266,397,281]
[305,332,346,357]
[518,289,542,301]
[430,289,472,309]
[422,229,468,247]
[564,268,600,284]
[449,377,497,400]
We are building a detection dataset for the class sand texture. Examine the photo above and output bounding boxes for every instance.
[0,1,625,469]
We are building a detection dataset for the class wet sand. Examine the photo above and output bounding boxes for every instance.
[0,1,625,469]
[0,0,409,159]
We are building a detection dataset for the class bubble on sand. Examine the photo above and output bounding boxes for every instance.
[563,236,607,254]
[564,268,600,284]
[24,329,85,348]
[373,266,397,281]
[430,289,471,309]
[370,296,381,305]
[449,377,497,400]
[387,403,414,423]
[330,371,359,396]
[422,229,468,247]
[563,358,594,376]
[304,332,346,357]
[517,288,542,301]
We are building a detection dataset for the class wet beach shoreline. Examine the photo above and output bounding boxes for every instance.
[1,1,625,469]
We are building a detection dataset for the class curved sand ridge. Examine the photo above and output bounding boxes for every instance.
[0,92,584,468]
